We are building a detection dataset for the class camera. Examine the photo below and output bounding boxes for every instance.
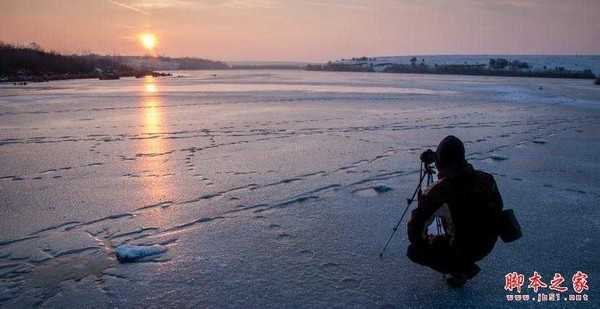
[420,149,437,165]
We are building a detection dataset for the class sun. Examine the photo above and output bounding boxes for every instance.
[139,33,157,51]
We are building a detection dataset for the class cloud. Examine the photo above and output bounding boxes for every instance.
[387,0,544,11]
[204,0,277,9]
[300,0,369,10]
[460,0,544,11]
[132,0,197,9]
[119,0,278,10]
[108,0,374,12]
[106,0,551,16]
[107,0,151,15]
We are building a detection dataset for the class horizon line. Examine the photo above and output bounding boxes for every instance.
[3,41,600,63]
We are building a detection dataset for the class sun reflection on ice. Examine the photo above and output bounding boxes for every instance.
[145,83,157,93]
[137,77,173,215]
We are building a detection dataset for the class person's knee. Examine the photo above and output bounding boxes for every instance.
[407,243,452,274]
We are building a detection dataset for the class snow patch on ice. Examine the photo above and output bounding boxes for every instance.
[352,184,393,197]
[115,244,167,263]
[489,154,509,161]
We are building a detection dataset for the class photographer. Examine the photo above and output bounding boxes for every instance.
[406,136,504,287]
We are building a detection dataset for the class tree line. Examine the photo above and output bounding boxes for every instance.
[0,42,132,77]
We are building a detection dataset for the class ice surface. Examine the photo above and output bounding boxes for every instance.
[0,70,599,307]
[115,244,167,263]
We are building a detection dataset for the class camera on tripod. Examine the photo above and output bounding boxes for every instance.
[380,148,440,257]
[419,149,437,165]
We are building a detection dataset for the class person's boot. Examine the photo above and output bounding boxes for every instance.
[446,264,480,287]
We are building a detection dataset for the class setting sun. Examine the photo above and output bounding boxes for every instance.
[139,33,157,50]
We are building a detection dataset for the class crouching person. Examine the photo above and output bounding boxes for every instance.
[407,135,503,287]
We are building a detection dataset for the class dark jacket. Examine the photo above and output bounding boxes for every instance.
[407,164,503,261]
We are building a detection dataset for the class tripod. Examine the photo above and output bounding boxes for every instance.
[379,161,442,258]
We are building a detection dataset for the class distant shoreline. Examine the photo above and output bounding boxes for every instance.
[4,42,597,83]
[301,54,600,81]
[305,66,597,80]
[0,42,224,84]
[0,71,172,84]
[306,62,596,81]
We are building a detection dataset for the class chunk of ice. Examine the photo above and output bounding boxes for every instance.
[115,244,166,263]
[372,184,393,193]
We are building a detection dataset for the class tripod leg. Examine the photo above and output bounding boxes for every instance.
[379,163,429,258]
[379,201,412,258]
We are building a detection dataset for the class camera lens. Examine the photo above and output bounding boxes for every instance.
[420,149,436,165]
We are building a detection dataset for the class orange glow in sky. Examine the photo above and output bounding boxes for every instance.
[139,33,157,51]
[1,0,599,61]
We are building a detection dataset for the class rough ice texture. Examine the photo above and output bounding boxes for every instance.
[0,70,599,308]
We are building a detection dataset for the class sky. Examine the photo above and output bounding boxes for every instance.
[1,0,599,62]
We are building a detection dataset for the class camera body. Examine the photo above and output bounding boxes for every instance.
[420,149,437,165]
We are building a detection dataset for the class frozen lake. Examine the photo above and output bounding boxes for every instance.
[1,70,599,308]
